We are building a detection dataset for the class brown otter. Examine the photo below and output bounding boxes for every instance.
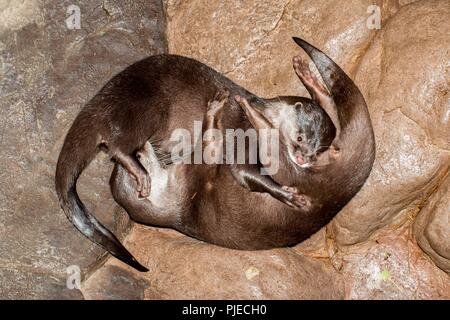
[55,37,375,271]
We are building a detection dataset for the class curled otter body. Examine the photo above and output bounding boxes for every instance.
[56,38,375,270]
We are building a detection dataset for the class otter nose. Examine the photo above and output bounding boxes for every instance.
[296,155,305,165]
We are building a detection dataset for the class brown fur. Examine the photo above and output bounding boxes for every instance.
[55,38,375,271]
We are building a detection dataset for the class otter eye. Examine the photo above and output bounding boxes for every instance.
[297,136,303,142]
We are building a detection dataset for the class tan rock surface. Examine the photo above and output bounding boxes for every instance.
[340,223,450,299]
[83,225,344,299]
[332,0,450,245]
[414,174,450,273]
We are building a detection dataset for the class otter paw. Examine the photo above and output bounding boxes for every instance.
[234,95,252,114]
[282,186,308,207]
[214,88,230,102]
[207,89,229,116]
[139,174,151,198]
[206,102,223,117]
[293,56,315,81]
[293,56,328,94]
[132,168,151,198]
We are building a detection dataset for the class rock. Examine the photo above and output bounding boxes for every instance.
[414,174,450,273]
[332,0,450,246]
[82,265,151,300]
[341,224,450,299]
[0,0,166,299]
[165,0,386,98]
[0,268,83,300]
[83,225,344,299]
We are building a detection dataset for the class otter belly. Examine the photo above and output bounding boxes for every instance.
[138,142,185,217]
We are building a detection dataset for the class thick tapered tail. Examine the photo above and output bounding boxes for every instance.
[55,124,148,272]
[292,37,375,192]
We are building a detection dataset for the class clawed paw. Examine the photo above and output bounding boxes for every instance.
[214,88,230,102]
[207,89,229,115]
[293,56,328,94]
[282,185,308,208]
[131,170,151,198]
[293,56,315,81]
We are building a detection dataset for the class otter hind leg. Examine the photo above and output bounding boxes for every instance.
[111,149,151,198]
[293,56,329,99]
[136,141,163,174]
[110,141,176,227]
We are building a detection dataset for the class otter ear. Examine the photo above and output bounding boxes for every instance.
[294,102,303,108]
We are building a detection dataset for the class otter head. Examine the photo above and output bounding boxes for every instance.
[280,101,336,168]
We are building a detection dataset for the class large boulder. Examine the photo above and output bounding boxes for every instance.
[83,226,344,299]
[332,0,450,246]
[0,0,166,299]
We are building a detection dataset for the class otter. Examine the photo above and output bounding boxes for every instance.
[55,38,375,271]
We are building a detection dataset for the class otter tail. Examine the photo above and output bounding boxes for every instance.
[292,37,375,194]
[55,118,148,272]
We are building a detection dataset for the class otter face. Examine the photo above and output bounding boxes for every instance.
[282,101,336,168]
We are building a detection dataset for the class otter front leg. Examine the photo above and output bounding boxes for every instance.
[293,56,341,136]
[113,150,150,198]
[235,95,272,130]
[231,164,307,208]
[233,95,307,208]
[235,95,280,170]
[202,89,229,164]
[110,143,177,228]
[204,90,228,143]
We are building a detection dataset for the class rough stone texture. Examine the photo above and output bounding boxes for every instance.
[2,0,449,299]
[414,174,450,273]
[0,0,166,299]
[82,265,150,300]
[340,224,449,299]
[84,226,344,299]
[332,0,450,245]
[81,0,449,299]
